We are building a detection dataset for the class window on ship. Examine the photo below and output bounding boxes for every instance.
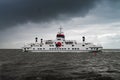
[40,45,42,47]
[82,45,85,47]
[57,39,61,40]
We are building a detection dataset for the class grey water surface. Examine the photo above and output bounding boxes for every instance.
[0,49,120,80]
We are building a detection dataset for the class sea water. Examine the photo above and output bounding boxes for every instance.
[0,49,120,80]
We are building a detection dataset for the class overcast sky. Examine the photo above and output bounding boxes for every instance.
[0,0,120,49]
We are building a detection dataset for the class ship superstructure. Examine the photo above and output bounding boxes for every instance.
[22,27,103,52]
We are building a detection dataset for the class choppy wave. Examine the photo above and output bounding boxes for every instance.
[0,49,120,80]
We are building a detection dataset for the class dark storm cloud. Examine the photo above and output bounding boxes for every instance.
[0,0,100,29]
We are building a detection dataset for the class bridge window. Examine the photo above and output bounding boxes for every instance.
[57,34,65,38]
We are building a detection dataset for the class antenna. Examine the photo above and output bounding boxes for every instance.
[59,26,62,33]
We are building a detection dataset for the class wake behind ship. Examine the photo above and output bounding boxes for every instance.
[22,27,103,52]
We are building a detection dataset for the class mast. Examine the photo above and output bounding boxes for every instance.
[56,26,65,40]
[59,26,62,34]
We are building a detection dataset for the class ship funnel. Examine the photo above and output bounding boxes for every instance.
[41,38,43,43]
[35,37,38,42]
[82,36,85,42]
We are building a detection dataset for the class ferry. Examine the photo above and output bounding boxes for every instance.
[22,27,103,52]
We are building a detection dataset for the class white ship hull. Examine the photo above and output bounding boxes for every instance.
[22,43,103,52]
[23,50,102,53]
